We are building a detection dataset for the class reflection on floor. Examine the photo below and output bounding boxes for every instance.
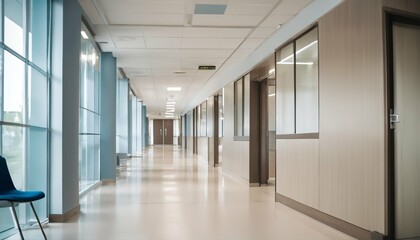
[8,145,354,240]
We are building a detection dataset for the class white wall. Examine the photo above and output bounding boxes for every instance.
[222,82,249,181]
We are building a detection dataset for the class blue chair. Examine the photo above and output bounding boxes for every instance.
[0,156,47,239]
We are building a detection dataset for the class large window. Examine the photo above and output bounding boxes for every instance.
[0,0,50,238]
[276,27,319,135]
[234,74,250,137]
[79,23,100,194]
[234,78,244,136]
[200,102,207,137]
[116,76,128,154]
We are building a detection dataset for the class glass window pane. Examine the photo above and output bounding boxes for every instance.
[28,67,48,127]
[2,126,25,189]
[27,128,48,221]
[0,126,24,235]
[80,24,100,112]
[4,51,25,124]
[0,2,3,42]
[4,0,25,56]
[80,108,100,134]
[28,0,48,70]
[201,102,207,136]
[235,79,243,136]
[243,74,250,136]
[296,28,318,133]
[276,43,295,134]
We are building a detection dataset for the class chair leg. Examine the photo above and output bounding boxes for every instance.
[29,202,47,240]
[10,203,25,240]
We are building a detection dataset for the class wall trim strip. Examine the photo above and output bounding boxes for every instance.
[233,136,250,141]
[276,133,319,139]
[275,193,385,240]
[49,205,80,223]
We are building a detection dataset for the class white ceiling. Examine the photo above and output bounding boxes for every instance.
[79,0,313,118]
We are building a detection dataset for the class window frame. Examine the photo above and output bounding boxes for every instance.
[275,25,320,139]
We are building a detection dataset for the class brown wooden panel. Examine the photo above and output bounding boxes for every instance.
[164,119,173,145]
[249,80,260,185]
[259,79,269,184]
[153,119,163,145]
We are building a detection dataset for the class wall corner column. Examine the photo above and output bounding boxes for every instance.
[100,52,117,181]
[50,0,81,222]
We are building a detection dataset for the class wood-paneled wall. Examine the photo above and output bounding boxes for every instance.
[318,0,385,232]
[276,0,420,234]
[277,139,319,209]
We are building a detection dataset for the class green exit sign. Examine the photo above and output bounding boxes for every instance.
[198,65,216,70]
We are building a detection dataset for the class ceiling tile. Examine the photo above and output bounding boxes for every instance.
[182,38,243,49]
[183,27,251,38]
[229,48,255,58]
[107,13,185,25]
[108,26,143,36]
[224,4,272,15]
[249,27,277,38]
[118,58,181,69]
[239,38,265,49]
[145,38,183,48]
[259,14,293,28]
[141,27,184,38]
[113,49,182,58]
[114,37,146,48]
[192,14,264,27]
[273,0,313,14]
[181,49,234,58]
[98,0,186,14]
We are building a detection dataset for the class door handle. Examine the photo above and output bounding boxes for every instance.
[160,129,163,135]
[165,129,167,136]
[390,109,400,129]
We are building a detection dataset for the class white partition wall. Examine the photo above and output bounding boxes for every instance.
[222,83,249,181]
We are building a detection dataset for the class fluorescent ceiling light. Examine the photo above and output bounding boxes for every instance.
[81,31,89,39]
[167,87,181,91]
[167,109,175,113]
[278,40,318,63]
[269,69,275,75]
[268,93,275,97]
[167,101,176,104]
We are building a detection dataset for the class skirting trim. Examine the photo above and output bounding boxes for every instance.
[275,193,385,240]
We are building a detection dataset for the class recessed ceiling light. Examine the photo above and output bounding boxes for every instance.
[167,87,182,91]
[81,31,89,39]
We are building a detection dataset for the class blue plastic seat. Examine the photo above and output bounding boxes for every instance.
[0,155,47,239]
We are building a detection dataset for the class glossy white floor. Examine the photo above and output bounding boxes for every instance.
[8,145,354,240]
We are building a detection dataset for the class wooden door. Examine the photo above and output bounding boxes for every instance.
[153,119,164,144]
[164,119,173,144]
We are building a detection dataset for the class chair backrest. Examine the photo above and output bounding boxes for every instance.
[0,155,17,193]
